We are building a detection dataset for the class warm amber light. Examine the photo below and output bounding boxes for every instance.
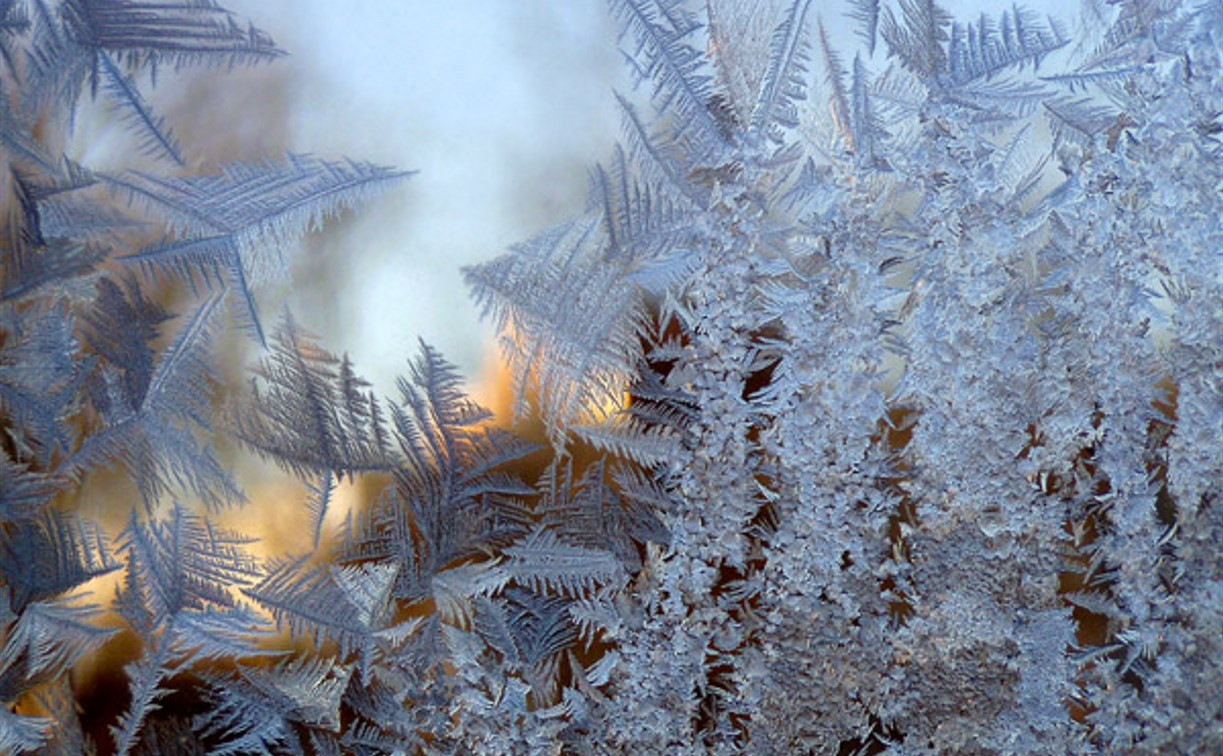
[469,340,516,426]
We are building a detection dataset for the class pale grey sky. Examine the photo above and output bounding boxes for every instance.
[219,2,624,400]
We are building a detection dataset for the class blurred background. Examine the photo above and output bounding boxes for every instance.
[198,1,629,408]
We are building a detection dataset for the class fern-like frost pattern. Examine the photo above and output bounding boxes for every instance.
[0,0,1219,753]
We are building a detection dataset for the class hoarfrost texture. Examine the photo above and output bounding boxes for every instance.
[0,0,1219,753]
